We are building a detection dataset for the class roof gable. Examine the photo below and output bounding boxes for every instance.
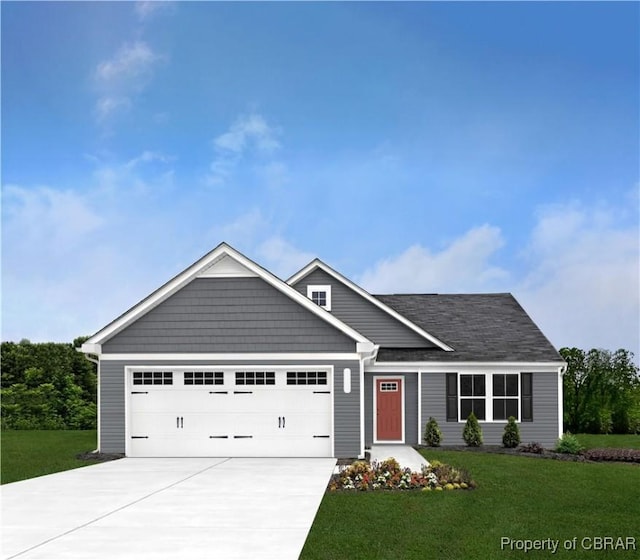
[288,260,453,352]
[82,243,372,353]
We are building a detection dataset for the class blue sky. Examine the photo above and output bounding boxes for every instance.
[2,1,639,359]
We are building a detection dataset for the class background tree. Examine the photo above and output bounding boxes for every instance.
[560,347,640,434]
[1,339,97,430]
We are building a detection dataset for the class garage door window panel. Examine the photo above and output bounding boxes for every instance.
[133,371,173,386]
[184,371,223,385]
[287,371,327,385]
[235,371,276,386]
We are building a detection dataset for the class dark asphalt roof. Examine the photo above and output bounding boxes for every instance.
[374,293,563,363]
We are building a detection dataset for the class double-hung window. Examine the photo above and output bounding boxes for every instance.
[460,374,486,420]
[492,374,519,420]
[453,373,527,422]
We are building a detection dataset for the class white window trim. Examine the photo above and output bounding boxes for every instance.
[307,284,332,311]
[457,372,521,423]
[373,375,405,444]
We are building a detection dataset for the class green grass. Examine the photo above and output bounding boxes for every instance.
[575,433,640,450]
[1,430,97,484]
[301,451,640,560]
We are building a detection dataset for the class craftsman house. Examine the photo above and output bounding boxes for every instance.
[82,242,565,458]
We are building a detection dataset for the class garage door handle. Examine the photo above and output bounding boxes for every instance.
[180,417,184,429]
[177,416,179,428]
[282,416,285,428]
[278,416,281,428]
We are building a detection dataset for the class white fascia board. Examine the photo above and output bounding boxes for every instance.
[81,342,102,354]
[97,352,362,361]
[84,243,372,350]
[288,260,454,352]
[367,361,566,373]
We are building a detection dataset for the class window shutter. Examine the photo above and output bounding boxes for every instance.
[521,373,533,422]
[446,373,458,422]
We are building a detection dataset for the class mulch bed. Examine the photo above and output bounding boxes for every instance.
[416,445,640,465]
[76,451,125,462]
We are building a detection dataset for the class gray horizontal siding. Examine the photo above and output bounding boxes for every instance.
[99,361,126,454]
[103,277,355,353]
[332,360,361,459]
[421,372,560,448]
[292,268,433,348]
[99,358,361,458]
[364,372,419,447]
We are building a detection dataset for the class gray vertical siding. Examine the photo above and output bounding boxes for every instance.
[364,372,419,447]
[420,371,560,448]
[292,269,434,348]
[103,277,356,354]
[99,358,361,458]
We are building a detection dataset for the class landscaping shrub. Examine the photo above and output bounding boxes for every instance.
[328,458,475,492]
[555,432,584,454]
[423,416,442,447]
[463,412,483,447]
[502,416,520,448]
[519,442,545,454]
[583,448,640,464]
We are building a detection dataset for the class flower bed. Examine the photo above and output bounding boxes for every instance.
[582,448,640,464]
[328,457,476,492]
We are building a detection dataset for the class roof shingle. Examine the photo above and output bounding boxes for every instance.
[374,293,562,363]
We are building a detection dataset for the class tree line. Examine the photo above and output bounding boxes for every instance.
[1,340,639,434]
[1,338,97,430]
[560,347,640,434]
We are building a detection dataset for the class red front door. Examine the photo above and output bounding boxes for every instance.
[376,378,402,441]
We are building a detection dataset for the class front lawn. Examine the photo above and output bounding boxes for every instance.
[301,450,640,559]
[575,433,640,450]
[1,430,97,484]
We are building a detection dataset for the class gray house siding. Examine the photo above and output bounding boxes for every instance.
[364,372,419,447]
[103,277,356,354]
[292,269,433,348]
[99,360,126,454]
[99,358,361,458]
[421,372,559,448]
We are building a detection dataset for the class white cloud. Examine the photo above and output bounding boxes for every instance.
[3,184,104,252]
[356,198,639,358]
[95,96,132,122]
[516,200,639,356]
[256,237,315,279]
[207,113,282,186]
[95,41,159,84]
[1,155,177,342]
[125,150,173,169]
[213,113,281,154]
[93,41,163,122]
[358,225,508,294]
[135,1,174,21]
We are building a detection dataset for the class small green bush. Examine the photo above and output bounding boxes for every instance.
[462,412,483,447]
[423,416,442,447]
[555,432,584,454]
[502,416,521,448]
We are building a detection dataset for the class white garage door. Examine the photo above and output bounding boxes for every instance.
[126,368,333,457]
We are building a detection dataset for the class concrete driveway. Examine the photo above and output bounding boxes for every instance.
[1,457,336,560]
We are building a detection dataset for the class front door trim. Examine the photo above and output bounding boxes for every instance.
[373,375,405,443]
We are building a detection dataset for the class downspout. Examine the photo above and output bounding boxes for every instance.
[78,348,100,453]
[358,344,379,458]
[558,364,567,438]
